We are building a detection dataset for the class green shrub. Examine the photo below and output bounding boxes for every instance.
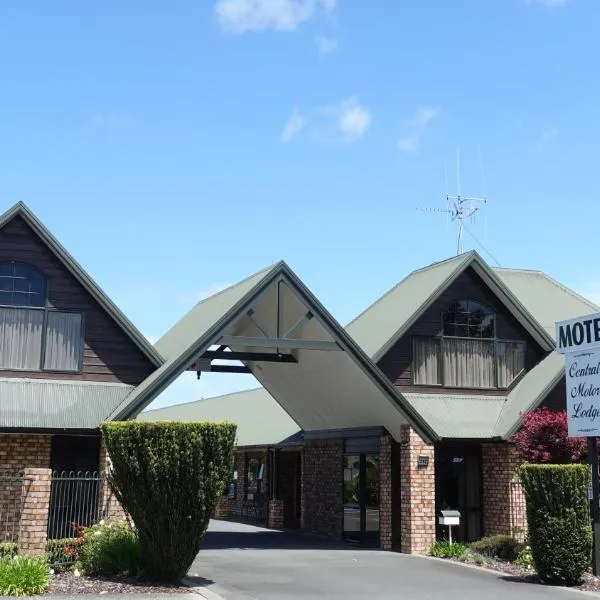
[519,464,592,586]
[515,545,535,570]
[469,535,524,562]
[45,537,84,568]
[428,540,468,559]
[102,421,237,582]
[0,543,17,559]
[0,555,49,596]
[80,520,141,576]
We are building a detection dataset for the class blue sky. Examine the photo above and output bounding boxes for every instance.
[0,0,598,409]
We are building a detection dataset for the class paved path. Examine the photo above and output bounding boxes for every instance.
[188,520,597,600]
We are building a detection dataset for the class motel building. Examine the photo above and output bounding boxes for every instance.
[0,201,592,554]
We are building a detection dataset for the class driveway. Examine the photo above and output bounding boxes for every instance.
[188,520,593,600]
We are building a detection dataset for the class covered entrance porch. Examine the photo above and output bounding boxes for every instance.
[123,262,437,552]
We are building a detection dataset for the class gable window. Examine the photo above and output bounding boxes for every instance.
[413,299,525,389]
[0,262,83,372]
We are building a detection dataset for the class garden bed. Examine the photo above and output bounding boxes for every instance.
[47,571,190,595]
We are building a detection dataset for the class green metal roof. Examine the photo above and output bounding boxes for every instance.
[403,393,507,439]
[138,388,300,447]
[110,263,280,420]
[493,268,599,339]
[0,378,133,430]
[345,251,554,362]
[0,202,163,368]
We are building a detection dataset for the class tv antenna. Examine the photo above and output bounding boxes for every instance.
[417,147,488,256]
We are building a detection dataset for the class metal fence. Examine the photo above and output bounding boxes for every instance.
[47,471,103,540]
[0,472,28,544]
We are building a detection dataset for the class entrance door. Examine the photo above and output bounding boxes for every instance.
[343,454,380,545]
[436,444,482,542]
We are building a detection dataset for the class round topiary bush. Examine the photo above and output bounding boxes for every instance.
[518,464,592,586]
[101,421,237,582]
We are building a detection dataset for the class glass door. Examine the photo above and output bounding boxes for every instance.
[343,454,380,545]
[343,455,361,542]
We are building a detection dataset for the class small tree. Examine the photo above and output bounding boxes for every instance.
[101,421,236,582]
[511,408,586,464]
[519,464,592,586]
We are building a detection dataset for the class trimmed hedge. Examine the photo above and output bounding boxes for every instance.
[469,535,523,562]
[101,421,237,582]
[519,464,592,586]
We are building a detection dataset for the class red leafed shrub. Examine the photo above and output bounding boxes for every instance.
[511,408,586,464]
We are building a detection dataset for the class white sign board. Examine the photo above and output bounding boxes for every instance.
[565,350,600,437]
[557,312,600,354]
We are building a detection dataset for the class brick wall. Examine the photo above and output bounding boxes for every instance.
[267,499,284,529]
[482,442,526,539]
[0,434,51,471]
[379,432,393,550]
[301,438,343,539]
[400,425,435,553]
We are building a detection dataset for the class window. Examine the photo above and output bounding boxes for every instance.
[0,262,83,372]
[413,299,526,389]
[245,456,265,501]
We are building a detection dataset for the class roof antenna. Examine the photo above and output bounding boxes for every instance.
[416,146,488,256]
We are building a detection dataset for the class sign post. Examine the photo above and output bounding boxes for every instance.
[557,313,600,576]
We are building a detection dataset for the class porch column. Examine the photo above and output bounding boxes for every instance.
[400,426,435,554]
[19,468,52,555]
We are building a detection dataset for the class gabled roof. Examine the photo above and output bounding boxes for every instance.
[345,251,555,362]
[0,378,134,430]
[112,263,282,420]
[118,261,437,442]
[0,202,163,368]
[138,388,300,447]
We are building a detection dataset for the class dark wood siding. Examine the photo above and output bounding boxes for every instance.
[378,267,547,396]
[540,378,566,412]
[0,216,155,384]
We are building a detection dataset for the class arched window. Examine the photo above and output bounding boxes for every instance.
[0,261,83,372]
[413,299,525,389]
[443,300,495,339]
[0,262,47,307]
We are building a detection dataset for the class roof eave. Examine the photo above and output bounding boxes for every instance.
[0,202,164,368]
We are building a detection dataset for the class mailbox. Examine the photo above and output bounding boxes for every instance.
[439,510,460,526]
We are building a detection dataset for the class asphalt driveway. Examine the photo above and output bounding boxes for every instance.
[188,520,594,600]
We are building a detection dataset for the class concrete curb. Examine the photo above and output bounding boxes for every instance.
[182,576,229,600]
[412,554,600,597]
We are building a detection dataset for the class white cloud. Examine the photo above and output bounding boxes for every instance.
[525,0,569,7]
[280,108,306,143]
[408,106,441,128]
[398,135,420,153]
[541,127,558,142]
[398,105,440,153]
[315,35,338,56]
[336,97,372,142]
[215,0,337,33]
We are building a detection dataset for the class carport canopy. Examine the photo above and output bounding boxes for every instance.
[111,262,436,443]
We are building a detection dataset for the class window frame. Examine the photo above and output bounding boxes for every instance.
[411,299,527,390]
[0,261,85,374]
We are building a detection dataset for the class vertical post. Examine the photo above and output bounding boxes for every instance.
[588,437,600,576]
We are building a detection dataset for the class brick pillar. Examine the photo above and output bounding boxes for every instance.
[98,441,129,523]
[379,432,393,550]
[267,499,284,529]
[214,496,231,519]
[482,442,526,539]
[19,468,52,555]
[400,426,435,554]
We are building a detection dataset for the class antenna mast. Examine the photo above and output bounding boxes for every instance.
[417,148,488,255]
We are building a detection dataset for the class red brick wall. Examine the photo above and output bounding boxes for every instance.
[98,442,129,523]
[379,432,394,549]
[0,434,51,471]
[19,468,52,555]
[482,442,526,539]
[400,425,435,553]
[301,438,343,538]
